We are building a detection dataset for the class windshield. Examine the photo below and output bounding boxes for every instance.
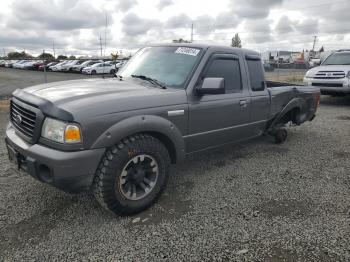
[80,61,91,66]
[118,46,202,88]
[92,63,102,67]
[322,52,350,65]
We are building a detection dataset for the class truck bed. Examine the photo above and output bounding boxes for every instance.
[266,81,320,124]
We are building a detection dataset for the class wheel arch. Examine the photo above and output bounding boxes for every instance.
[91,115,185,164]
[267,98,306,132]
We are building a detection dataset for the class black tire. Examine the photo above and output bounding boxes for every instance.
[110,69,116,74]
[91,70,97,75]
[92,134,170,215]
[275,128,288,144]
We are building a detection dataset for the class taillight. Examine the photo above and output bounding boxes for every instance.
[316,93,321,106]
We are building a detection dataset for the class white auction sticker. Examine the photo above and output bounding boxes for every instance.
[175,47,200,56]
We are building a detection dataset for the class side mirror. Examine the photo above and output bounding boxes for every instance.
[196,77,225,95]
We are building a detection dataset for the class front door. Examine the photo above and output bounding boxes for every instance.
[186,53,251,153]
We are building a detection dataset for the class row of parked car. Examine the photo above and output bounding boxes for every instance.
[0,59,128,75]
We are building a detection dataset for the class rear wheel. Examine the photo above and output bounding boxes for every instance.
[110,69,116,74]
[274,128,288,144]
[92,134,170,215]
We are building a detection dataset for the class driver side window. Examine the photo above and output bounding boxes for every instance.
[203,57,242,93]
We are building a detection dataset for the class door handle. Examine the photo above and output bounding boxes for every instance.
[239,100,247,107]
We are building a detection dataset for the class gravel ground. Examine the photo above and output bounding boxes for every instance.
[1,94,350,261]
[0,67,109,99]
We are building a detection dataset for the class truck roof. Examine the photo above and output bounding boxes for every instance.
[151,43,260,57]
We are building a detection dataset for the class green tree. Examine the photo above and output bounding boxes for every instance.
[172,38,191,43]
[68,55,76,59]
[57,55,67,59]
[231,33,242,48]
[38,52,54,60]
[7,51,32,59]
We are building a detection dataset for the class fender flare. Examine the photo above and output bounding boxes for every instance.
[267,98,306,132]
[91,115,185,162]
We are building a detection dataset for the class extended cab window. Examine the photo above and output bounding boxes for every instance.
[203,57,242,93]
[246,57,265,91]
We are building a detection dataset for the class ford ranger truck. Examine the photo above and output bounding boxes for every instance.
[304,49,350,95]
[5,44,320,215]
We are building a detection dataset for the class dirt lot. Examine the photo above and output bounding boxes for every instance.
[265,69,307,84]
[0,69,350,261]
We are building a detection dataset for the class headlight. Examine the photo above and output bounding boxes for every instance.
[305,70,312,78]
[41,117,82,144]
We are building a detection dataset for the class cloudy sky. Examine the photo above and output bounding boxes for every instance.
[0,0,349,56]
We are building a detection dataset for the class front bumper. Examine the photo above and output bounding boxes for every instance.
[304,77,350,94]
[5,124,105,193]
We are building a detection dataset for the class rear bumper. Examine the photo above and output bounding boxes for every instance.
[5,124,105,193]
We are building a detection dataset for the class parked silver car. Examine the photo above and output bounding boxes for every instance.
[304,50,350,95]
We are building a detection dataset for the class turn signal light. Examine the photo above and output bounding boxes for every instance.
[65,125,81,143]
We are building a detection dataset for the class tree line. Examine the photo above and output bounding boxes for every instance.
[3,51,76,60]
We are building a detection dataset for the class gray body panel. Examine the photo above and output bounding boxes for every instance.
[5,44,320,192]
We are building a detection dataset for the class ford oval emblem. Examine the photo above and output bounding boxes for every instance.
[15,114,22,124]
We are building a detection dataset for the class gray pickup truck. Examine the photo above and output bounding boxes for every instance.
[5,44,320,215]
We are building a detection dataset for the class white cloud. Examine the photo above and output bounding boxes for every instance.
[0,0,349,55]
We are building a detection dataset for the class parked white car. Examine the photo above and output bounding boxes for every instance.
[106,60,127,70]
[304,49,350,96]
[60,60,84,72]
[5,60,17,68]
[19,60,38,70]
[71,60,102,73]
[50,61,71,72]
[82,62,116,75]
[12,60,28,69]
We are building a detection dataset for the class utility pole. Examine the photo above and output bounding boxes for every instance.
[191,22,193,43]
[52,41,56,59]
[104,13,107,57]
[43,49,47,83]
[312,36,317,51]
[99,36,103,57]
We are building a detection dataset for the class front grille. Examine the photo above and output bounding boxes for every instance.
[314,71,345,79]
[312,83,343,87]
[10,100,37,139]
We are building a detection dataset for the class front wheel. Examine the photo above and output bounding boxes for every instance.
[110,69,116,74]
[92,134,170,215]
[91,70,97,75]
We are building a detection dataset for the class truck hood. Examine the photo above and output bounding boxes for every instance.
[21,78,187,116]
[307,65,350,76]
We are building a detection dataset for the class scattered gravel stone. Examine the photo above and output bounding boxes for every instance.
[132,217,141,223]
[236,249,249,255]
[0,88,350,261]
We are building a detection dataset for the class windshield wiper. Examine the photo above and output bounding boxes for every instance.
[131,74,167,89]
